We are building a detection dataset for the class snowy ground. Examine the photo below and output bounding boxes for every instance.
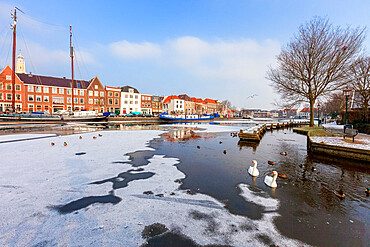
[310,135,370,150]
[0,127,308,246]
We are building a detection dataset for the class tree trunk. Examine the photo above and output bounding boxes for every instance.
[309,99,315,127]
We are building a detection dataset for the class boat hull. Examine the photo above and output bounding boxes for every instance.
[0,115,107,122]
[159,114,214,122]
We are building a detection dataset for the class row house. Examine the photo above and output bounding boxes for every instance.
[299,108,318,118]
[152,96,163,115]
[0,66,23,112]
[141,94,152,115]
[279,109,298,118]
[216,100,227,115]
[204,98,217,114]
[86,77,106,112]
[105,86,121,114]
[121,85,141,114]
[191,97,207,114]
[178,94,196,114]
[19,72,90,113]
[163,95,184,114]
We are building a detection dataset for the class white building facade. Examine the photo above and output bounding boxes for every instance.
[163,95,185,114]
[120,85,141,114]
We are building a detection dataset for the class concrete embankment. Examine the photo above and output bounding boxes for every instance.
[238,121,309,141]
[306,132,370,162]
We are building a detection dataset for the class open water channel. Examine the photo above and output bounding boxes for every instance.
[1,120,369,246]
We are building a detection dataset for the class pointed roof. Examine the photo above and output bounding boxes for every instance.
[163,95,180,103]
[191,97,205,104]
[121,85,139,93]
[178,94,193,102]
[204,98,217,104]
[16,73,91,89]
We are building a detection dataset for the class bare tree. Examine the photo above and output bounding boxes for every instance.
[322,92,344,119]
[221,100,232,109]
[348,56,370,122]
[267,17,365,126]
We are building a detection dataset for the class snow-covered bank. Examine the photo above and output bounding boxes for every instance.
[0,129,307,246]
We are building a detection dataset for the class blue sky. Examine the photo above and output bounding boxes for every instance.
[0,0,369,109]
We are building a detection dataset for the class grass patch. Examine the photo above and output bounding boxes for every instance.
[294,126,339,137]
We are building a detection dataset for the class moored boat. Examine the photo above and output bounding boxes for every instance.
[159,113,214,122]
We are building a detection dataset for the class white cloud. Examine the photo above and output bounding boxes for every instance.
[107,36,281,109]
[109,40,161,59]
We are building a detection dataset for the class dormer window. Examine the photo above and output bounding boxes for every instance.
[129,89,134,93]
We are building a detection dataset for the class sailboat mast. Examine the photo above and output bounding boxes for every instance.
[11,7,17,112]
[70,25,74,111]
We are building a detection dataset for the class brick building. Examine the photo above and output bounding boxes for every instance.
[0,66,24,112]
[105,86,121,114]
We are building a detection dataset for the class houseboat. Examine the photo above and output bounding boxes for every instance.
[159,113,214,122]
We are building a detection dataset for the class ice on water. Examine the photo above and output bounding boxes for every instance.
[0,128,308,246]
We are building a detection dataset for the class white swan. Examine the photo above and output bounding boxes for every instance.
[264,171,278,188]
[248,160,259,177]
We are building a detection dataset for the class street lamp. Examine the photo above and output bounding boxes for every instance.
[343,86,352,125]
[317,103,321,125]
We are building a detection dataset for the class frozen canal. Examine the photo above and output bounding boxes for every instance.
[0,122,369,246]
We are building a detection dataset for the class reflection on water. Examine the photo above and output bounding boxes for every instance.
[237,140,260,152]
[149,127,369,247]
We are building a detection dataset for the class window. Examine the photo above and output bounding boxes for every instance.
[7,94,12,100]
[100,91,104,97]
[135,101,138,104]
[114,92,119,97]
[130,95,133,98]
[0,93,2,100]
[135,95,138,99]
[44,96,49,102]
[95,85,98,89]
[6,75,11,80]
[80,98,84,104]
[28,95,34,101]
[6,84,11,90]
[36,105,42,110]
[108,98,113,104]
[67,97,72,103]
[35,86,41,93]
[15,84,21,91]
[28,104,34,111]
[80,90,84,96]
[124,100,128,104]
[16,94,21,100]
[59,88,64,94]
[94,91,98,97]
[89,91,93,96]
[52,97,64,104]
[74,89,78,95]
[114,99,119,105]
[74,98,78,103]
[124,94,128,98]
[100,99,104,105]
[94,99,98,104]
[108,92,113,97]
[89,99,93,104]
[130,101,133,104]
[43,87,49,93]
[52,87,58,94]
[129,89,133,93]
[36,96,42,102]
[142,96,145,100]
[67,89,71,95]
[0,84,3,90]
